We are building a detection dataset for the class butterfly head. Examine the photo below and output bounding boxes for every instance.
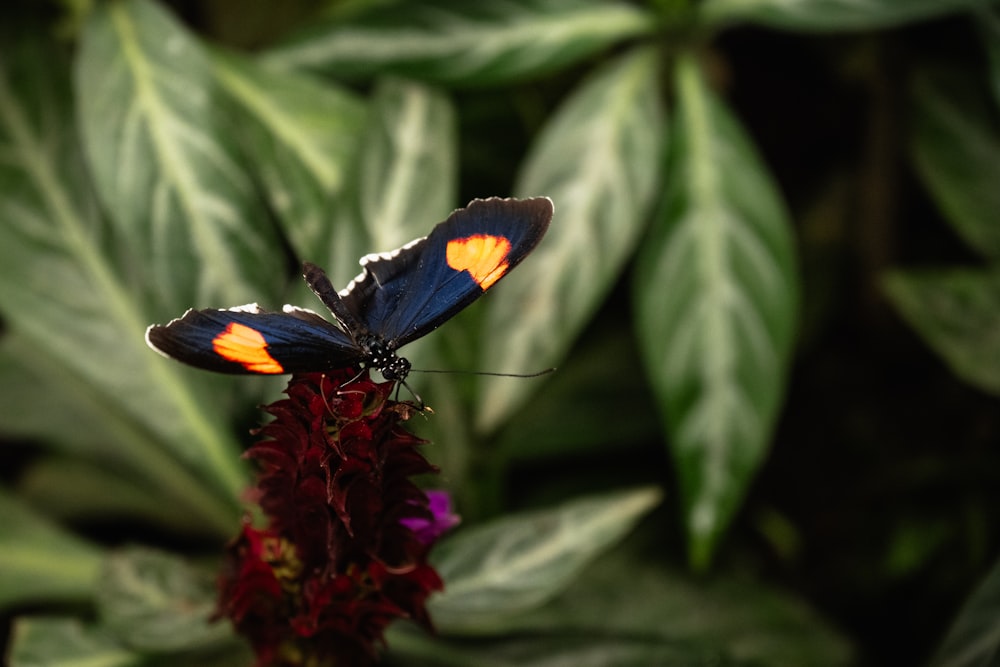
[358,334,411,382]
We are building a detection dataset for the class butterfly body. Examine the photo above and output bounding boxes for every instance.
[146,197,553,382]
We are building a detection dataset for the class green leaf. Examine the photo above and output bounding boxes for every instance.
[0,335,243,536]
[77,0,285,314]
[210,48,366,258]
[0,334,135,456]
[325,76,457,287]
[8,618,143,667]
[394,527,854,666]
[930,556,1000,667]
[511,541,855,665]
[476,46,664,432]
[387,626,727,667]
[699,0,987,31]
[264,0,655,87]
[0,21,243,528]
[18,458,216,536]
[978,6,1000,108]
[634,54,798,570]
[428,486,662,634]
[910,66,1000,261]
[495,325,660,461]
[97,547,232,652]
[0,490,103,609]
[883,515,954,578]
[883,268,1000,397]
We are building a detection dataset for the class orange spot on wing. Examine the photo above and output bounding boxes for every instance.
[213,322,285,373]
[446,234,513,290]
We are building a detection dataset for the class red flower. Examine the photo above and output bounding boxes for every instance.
[218,370,452,666]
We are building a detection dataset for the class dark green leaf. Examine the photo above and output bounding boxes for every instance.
[883,268,1000,396]
[429,486,662,633]
[634,54,798,570]
[495,326,660,461]
[211,48,366,259]
[477,47,664,432]
[77,0,284,314]
[511,541,855,665]
[0,335,244,536]
[930,556,1000,667]
[0,21,244,525]
[978,6,1000,107]
[386,626,730,667]
[393,528,854,666]
[264,0,655,87]
[97,547,232,652]
[0,334,138,456]
[8,618,144,667]
[883,515,954,578]
[700,0,987,31]
[0,490,103,609]
[911,66,1000,260]
[18,458,216,536]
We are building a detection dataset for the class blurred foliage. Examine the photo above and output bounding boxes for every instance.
[2,0,1000,664]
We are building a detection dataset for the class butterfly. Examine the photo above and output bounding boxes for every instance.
[146,197,553,386]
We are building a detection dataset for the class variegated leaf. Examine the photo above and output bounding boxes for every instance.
[700,0,986,31]
[211,48,366,260]
[634,55,798,569]
[0,22,246,521]
[476,47,664,432]
[77,0,284,314]
[265,0,654,87]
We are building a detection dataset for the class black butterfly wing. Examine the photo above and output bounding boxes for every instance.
[339,197,553,349]
[145,305,361,374]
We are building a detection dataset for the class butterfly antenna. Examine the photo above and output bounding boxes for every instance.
[409,367,556,379]
[399,377,425,410]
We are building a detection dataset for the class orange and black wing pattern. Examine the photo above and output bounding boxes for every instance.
[146,305,359,374]
[146,197,553,378]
